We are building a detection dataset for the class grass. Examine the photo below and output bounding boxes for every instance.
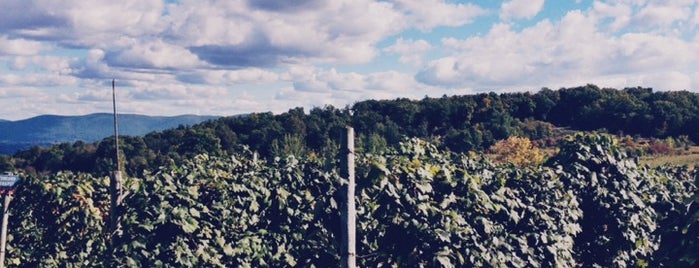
[640,146,699,169]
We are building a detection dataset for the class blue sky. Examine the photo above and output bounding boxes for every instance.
[1,0,698,120]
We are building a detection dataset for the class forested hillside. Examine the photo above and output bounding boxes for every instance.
[3,84,699,177]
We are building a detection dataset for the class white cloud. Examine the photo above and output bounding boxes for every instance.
[292,69,365,93]
[414,57,463,87]
[0,87,43,99]
[0,36,48,56]
[9,55,73,74]
[71,49,112,79]
[1,0,164,48]
[0,86,114,120]
[286,67,437,106]
[364,71,419,92]
[283,64,317,81]
[612,32,697,72]
[591,0,699,33]
[383,38,432,66]
[633,2,693,28]
[179,68,281,85]
[0,0,485,119]
[0,73,77,87]
[163,1,255,47]
[167,0,404,66]
[107,40,203,69]
[641,71,693,90]
[417,9,699,90]
[691,6,699,28]
[128,83,227,101]
[63,83,240,116]
[591,1,632,31]
[500,0,546,20]
[392,0,487,31]
[0,55,77,89]
[66,0,164,37]
[3,0,699,120]
[71,49,178,85]
[692,71,699,89]
[71,89,113,102]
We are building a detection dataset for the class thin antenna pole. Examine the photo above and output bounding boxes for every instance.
[105,79,123,264]
[112,79,121,168]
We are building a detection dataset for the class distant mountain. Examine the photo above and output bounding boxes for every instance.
[0,113,219,155]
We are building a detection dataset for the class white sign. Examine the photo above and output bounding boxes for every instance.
[0,175,18,189]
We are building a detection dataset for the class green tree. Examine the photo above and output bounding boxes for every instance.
[489,136,546,167]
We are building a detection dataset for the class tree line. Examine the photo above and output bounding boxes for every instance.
[3,84,699,177]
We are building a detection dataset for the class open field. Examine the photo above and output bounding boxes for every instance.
[640,146,699,169]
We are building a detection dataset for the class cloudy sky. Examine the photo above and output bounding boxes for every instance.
[1,0,698,120]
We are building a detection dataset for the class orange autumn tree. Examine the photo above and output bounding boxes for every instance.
[489,136,546,166]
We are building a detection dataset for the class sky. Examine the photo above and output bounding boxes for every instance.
[1,0,698,120]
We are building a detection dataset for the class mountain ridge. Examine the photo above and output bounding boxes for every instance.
[0,113,219,154]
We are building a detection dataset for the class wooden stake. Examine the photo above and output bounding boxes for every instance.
[340,127,356,268]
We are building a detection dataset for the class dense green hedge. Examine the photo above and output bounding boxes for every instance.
[2,134,697,267]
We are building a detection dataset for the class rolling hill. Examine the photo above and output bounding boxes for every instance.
[0,113,219,154]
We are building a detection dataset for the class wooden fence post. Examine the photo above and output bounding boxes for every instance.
[340,127,356,268]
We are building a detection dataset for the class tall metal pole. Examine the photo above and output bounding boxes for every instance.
[112,79,121,172]
[109,79,123,236]
[0,193,11,268]
[340,127,356,268]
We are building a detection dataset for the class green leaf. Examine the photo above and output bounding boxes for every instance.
[415,182,433,194]
[182,217,199,234]
[436,229,451,242]
[223,244,235,257]
[436,255,453,268]
[188,185,199,199]
[189,207,200,218]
